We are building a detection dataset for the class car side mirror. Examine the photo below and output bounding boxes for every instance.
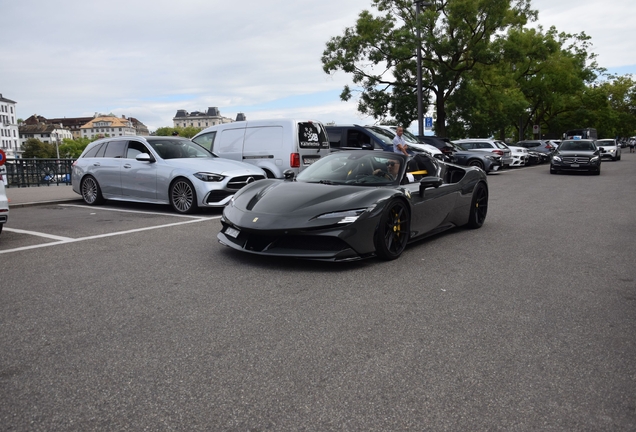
[419,176,443,196]
[136,153,154,163]
[283,169,295,180]
[360,143,374,150]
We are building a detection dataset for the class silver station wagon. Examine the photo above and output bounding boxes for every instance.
[72,136,266,213]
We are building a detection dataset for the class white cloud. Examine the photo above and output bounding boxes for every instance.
[2,0,634,131]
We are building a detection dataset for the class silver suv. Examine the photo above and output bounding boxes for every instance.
[453,139,513,167]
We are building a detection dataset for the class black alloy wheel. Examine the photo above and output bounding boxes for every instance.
[375,199,410,260]
[81,176,104,205]
[170,178,197,214]
[467,182,488,229]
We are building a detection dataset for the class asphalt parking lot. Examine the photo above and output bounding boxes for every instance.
[1,155,636,431]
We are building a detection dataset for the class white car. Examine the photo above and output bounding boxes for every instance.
[596,138,621,161]
[507,145,529,167]
[0,179,9,235]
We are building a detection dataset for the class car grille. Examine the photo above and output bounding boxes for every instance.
[230,232,348,253]
[227,175,266,190]
[562,156,590,164]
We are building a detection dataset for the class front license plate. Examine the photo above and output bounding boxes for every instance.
[225,227,240,238]
[570,164,579,168]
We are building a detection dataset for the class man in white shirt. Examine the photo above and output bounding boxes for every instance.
[393,127,409,155]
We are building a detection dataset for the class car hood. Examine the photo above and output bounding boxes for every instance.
[226,180,392,229]
[163,157,265,176]
[236,181,385,214]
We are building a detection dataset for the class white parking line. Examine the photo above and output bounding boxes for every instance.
[2,228,73,241]
[60,203,208,218]
[0,214,221,255]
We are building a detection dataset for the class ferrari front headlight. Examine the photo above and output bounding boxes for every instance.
[316,208,371,224]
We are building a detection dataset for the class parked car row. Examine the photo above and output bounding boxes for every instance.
[69,118,621,215]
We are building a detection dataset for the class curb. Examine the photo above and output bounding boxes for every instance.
[8,198,83,209]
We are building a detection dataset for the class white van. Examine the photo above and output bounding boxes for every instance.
[192,119,330,178]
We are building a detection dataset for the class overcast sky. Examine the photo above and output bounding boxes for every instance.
[2,0,634,132]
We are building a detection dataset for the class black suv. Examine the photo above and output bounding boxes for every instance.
[326,125,396,152]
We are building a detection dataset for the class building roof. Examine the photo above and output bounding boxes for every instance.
[81,115,133,129]
[19,123,66,134]
[0,94,17,104]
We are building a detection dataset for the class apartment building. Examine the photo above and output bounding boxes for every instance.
[80,114,136,139]
[173,107,244,128]
[0,93,21,157]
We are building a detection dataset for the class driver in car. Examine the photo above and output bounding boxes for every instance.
[373,159,400,180]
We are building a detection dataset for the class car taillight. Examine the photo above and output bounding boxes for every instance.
[492,150,504,156]
[290,153,300,168]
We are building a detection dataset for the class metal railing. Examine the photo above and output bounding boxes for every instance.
[2,158,76,187]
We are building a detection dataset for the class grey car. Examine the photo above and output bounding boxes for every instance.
[72,136,266,213]
[596,138,621,161]
[453,139,513,167]
[450,142,502,173]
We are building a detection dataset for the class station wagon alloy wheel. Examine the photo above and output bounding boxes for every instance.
[81,176,104,205]
[170,179,197,213]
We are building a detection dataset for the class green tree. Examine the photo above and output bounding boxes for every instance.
[322,0,536,137]
[445,26,599,140]
[58,137,93,158]
[22,138,57,158]
[155,126,202,138]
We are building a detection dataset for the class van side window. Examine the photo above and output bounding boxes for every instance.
[192,131,216,152]
[218,129,245,153]
[245,126,283,151]
[346,130,371,148]
[327,128,342,148]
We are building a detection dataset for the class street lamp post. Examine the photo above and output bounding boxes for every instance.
[415,1,432,140]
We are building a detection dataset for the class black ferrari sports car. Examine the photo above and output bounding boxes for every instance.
[218,151,488,261]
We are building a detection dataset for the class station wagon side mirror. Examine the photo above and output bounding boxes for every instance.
[419,176,443,196]
[360,143,374,150]
[136,153,155,163]
[283,169,296,180]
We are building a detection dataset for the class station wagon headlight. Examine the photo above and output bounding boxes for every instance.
[316,208,372,224]
[194,172,225,182]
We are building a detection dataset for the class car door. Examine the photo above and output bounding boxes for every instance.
[121,140,158,200]
[405,157,460,235]
[90,141,126,197]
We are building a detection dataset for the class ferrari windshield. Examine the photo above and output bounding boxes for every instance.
[297,152,406,185]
